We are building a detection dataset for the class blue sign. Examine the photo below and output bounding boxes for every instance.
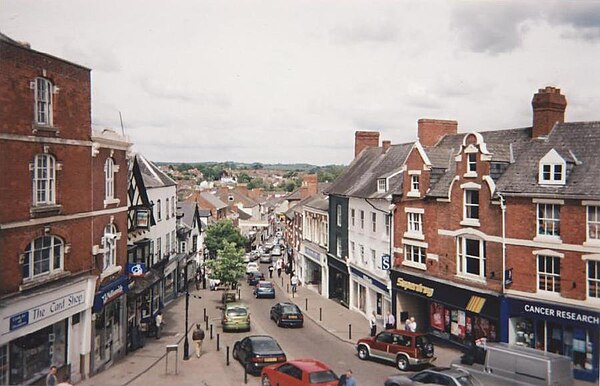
[10,312,29,331]
[93,275,129,312]
[381,254,391,270]
[127,263,146,277]
[304,247,321,263]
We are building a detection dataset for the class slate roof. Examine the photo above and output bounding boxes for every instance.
[215,190,259,208]
[304,193,329,212]
[198,208,212,217]
[328,143,413,198]
[496,122,600,199]
[136,154,177,188]
[200,192,228,210]
[178,202,198,229]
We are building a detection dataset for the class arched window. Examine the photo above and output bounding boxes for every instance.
[104,158,115,199]
[35,77,53,125]
[22,235,64,279]
[33,154,56,205]
[103,223,118,270]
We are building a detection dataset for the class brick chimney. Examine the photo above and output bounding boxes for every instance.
[300,174,318,199]
[532,86,567,138]
[418,119,458,147]
[382,140,391,152]
[355,131,380,157]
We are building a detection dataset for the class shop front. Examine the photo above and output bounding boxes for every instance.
[0,276,95,385]
[300,243,327,295]
[390,270,500,349]
[327,254,349,307]
[177,254,196,294]
[501,296,599,382]
[91,275,128,373]
[127,269,162,341]
[163,258,179,305]
[349,266,391,319]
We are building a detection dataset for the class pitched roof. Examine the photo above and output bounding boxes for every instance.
[178,202,198,228]
[198,208,211,217]
[328,143,413,198]
[136,154,177,188]
[304,194,329,212]
[200,192,228,210]
[496,122,600,199]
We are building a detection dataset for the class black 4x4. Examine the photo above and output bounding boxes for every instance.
[356,329,435,371]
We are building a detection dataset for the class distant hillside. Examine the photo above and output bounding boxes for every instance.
[156,161,345,171]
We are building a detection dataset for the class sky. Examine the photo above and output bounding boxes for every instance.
[2,1,600,165]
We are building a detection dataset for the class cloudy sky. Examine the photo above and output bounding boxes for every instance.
[2,1,600,165]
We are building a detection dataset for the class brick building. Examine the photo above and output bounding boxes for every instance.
[0,33,130,384]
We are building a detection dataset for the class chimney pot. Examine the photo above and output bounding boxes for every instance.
[532,86,567,138]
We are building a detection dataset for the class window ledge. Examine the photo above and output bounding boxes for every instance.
[535,290,563,300]
[460,219,480,227]
[103,198,120,208]
[403,231,425,241]
[407,191,421,198]
[32,123,60,135]
[30,204,62,218]
[463,172,477,178]
[402,260,427,271]
[455,273,487,285]
[533,235,563,244]
[583,239,600,248]
[20,270,70,291]
[100,265,122,280]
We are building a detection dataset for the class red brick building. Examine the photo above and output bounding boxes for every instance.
[0,33,130,384]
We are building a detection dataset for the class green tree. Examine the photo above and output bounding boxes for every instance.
[238,172,251,183]
[204,240,245,288]
[204,220,247,258]
[248,177,265,189]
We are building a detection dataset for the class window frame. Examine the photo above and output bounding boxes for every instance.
[156,199,162,221]
[351,208,355,227]
[587,205,600,242]
[104,157,115,200]
[371,212,377,233]
[336,238,342,258]
[411,174,420,192]
[404,244,426,267]
[32,154,56,206]
[35,77,53,126]
[385,215,391,237]
[166,198,170,219]
[537,203,560,238]
[102,224,118,270]
[336,204,342,227]
[360,210,364,230]
[377,178,387,192]
[537,255,561,294]
[587,260,600,300]
[22,235,64,280]
[467,153,477,173]
[407,212,423,235]
[457,237,486,280]
[464,189,479,220]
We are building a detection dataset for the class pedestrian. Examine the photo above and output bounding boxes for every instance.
[155,311,163,339]
[369,311,377,337]
[268,264,274,278]
[404,317,411,331]
[192,323,205,358]
[277,259,283,278]
[291,272,298,296]
[385,310,396,330]
[344,369,357,386]
[46,366,58,386]
[408,316,417,332]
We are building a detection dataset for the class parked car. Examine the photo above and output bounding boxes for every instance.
[254,281,276,298]
[221,302,250,332]
[356,329,435,371]
[271,246,282,256]
[247,271,265,286]
[233,335,286,375]
[260,253,273,264]
[384,367,482,386]
[221,291,237,304]
[246,262,259,275]
[451,343,573,386]
[261,359,338,386]
[270,302,304,328]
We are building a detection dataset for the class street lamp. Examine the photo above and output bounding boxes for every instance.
[183,266,190,360]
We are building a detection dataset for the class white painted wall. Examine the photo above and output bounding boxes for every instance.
[147,185,177,263]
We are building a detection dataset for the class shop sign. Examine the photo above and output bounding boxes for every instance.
[396,277,434,298]
[349,267,388,292]
[511,299,600,326]
[135,208,150,229]
[304,247,321,263]
[9,290,86,331]
[127,262,146,277]
[381,254,391,270]
[93,275,129,312]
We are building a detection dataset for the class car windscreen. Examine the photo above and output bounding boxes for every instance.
[252,338,281,352]
[226,307,247,317]
[281,305,299,313]
[309,370,337,383]
[416,335,431,346]
[258,282,273,288]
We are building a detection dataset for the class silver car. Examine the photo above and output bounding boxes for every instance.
[384,367,482,386]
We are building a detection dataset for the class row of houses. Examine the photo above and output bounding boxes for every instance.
[0,34,208,384]
[283,87,600,382]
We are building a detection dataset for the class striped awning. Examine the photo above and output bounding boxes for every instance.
[466,296,486,313]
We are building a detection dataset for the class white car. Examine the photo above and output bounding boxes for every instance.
[246,262,259,274]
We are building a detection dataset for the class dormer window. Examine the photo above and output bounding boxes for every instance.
[538,149,566,185]
[467,153,477,173]
[377,178,387,192]
[407,170,421,198]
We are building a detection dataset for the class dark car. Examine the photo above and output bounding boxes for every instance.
[222,291,237,304]
[356,329,435,371]
[270,302,304,328]
[254,281,276,298]
[247,271,265,286]
[233,335,287,375]
[384,367,483,386]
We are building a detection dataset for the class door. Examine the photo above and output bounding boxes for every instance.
[376,293,383,315]
[372,332,393,360]
[105,312,114,362]
[276,363,302,386]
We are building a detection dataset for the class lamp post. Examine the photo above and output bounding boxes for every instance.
[183,265,190,360]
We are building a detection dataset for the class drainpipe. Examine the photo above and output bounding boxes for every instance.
[498,192,509,343]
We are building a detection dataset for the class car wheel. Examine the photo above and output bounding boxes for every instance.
[276,317,282,327]
[357,345,369,360]
[261,375,271,386]
[396,355,409,371]
[232,345,239,360]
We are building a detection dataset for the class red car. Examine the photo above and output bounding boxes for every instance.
[261,359,339,386]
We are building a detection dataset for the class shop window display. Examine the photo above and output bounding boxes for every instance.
[513,318,534,348]
[429,302,496,347]
[0,344,8,385]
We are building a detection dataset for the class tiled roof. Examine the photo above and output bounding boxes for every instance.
[200,192,228,210]
[328,144,413,198]
[198,208,212,217]
[304,194,329,212]
[178,202,197,228]
[496,122,600,199]
[136,154,177,188]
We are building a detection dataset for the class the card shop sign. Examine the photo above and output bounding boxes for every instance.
[10,290,86,331]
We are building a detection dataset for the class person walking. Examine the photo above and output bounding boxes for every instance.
[369,311,377,337]
[408,316,417,332]
[345,369,357,386]
[277,258,283,278]
[155,311,163,339]
[46,366,58,386]
[192,323,205,358]
[290,272,298,297]
[385,311,396,330]
[268,264,274,278]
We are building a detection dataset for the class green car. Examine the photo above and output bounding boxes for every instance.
[222,302,250,332]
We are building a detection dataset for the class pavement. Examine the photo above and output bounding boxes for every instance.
[79,260,596,386]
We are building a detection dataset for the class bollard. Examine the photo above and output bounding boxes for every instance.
[205,317,208,330]
[281,277,283,286]
[305,298,308,311]
[286,284,289,293]
[226,346,230,366]
[203,307,206,321]
[217,333,220,351]
[237,287,241,299]
[319,307,322,321]
[210,324,213,340]
[244,367,248,384]
[349,324,352,340]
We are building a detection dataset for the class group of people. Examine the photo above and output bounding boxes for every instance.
[369,311,417,336]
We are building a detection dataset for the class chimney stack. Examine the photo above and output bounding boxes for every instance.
[417,119,458,147]
[354,131,380,157]
[532,86,566,138]
[300,174,318,199]
[382,140,391,152]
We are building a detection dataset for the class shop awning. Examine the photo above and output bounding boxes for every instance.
[128,269,161,296]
